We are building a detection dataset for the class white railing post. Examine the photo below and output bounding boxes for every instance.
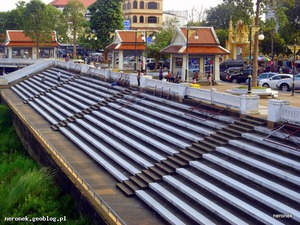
[130,73,138,86]
[239,94,260,114]
[268,99,290,123]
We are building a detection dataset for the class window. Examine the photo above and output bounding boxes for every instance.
[140,1,144,9]
[139,16,144,23]
[133,1,137,9]
[127,1,131,9]
[133,16,137,23]
[148,16,157,23]
[148,2,157,9]
[123,4,126,10]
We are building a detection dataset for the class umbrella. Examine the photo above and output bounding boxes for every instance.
[258,56,271,62]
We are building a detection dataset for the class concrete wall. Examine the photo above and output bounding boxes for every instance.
[1,98,106,225]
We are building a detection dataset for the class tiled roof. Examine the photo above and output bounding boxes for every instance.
[50,0,96,7]
[4,30,59,47]
[106,27,230,55]
[180,27,218,45]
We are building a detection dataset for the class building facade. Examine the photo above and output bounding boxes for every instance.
[122,0,163,31]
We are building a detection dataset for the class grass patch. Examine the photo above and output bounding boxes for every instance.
[0,105,90,224]
[235,85,267,90]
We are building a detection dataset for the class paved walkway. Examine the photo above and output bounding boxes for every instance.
[199,81,300,118]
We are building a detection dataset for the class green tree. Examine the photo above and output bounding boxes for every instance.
[63,0,86,59]
[88,0,124,50]
[277,0,300,45]
[222,0,254,25]
[205,3,235,29]
[146,18,177,70]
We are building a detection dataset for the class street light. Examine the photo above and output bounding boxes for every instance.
[185,26,199,82]
[248,25,264,94]
[292,40,297,96]
[142,30,156,72]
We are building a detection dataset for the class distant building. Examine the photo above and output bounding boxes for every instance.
[163,10,188,28]
[49,0,96,11]
[122,0,163,32]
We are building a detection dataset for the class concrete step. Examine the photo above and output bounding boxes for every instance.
[180,149,202,159]
[174,153,194,163]
[222,127,243,136]
[142,169,161,181]
[124,180,140,191]
[116,183,135,197]
[186,145,206,155]
[167,156,189,167]
[161,160,179,170]
[228,124,253,133]
[216,130,240,139]
[129,176,148,189]
[191,142,213,153]
[136,172,154,184]
[210,133,232,142]
[155,163,175,174]
[204,136,228,146]
[149,166,167,178]
[234,120,255,130]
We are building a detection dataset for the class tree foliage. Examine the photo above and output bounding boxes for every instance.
[205,3,235,29]
[63,0,86,59]
[146,17,177,70]
[88,0,124,50]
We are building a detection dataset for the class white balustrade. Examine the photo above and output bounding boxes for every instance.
[6,59,55,84]
[281,105,300,125]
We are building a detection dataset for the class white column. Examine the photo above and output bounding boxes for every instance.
[240,94,260,114]
[118,50,124,70]
[182,54,188,81]
[214,54,220,81]
[32,47,37,59]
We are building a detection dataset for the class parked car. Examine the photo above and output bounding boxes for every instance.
[219,59,246,72]
[276,74,300,91]
[226,68,253,83]
[257,72,278,84]
[258,74,293,89]
[220,67,242,81]
[147,60,170,70]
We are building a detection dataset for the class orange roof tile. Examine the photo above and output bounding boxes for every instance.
[4,30,59,47]
[181,27,218,45]
[118,31,146,43]
[50,0,96,8]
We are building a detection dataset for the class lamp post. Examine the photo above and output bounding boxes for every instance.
[185,26,190,82]
[134,30,137,71]
[292,40,297,96]
[185,26,198,82]
[142,30,156,72]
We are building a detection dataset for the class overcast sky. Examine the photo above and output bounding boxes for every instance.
[1,0,224,12]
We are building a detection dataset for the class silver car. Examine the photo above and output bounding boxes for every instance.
[258,74,293,89]
[276,74,300,91]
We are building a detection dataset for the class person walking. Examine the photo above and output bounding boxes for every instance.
[159,67,163,80]
[137,70,141,86]
[57,71,61,82]
[41,76,46,83]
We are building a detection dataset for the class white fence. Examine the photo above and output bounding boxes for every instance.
[4,59,55,84]
[268,100,300,125]
[139,76,259,114]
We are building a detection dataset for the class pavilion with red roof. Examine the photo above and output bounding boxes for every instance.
[107,27,229,80]
[2,30,59,59]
